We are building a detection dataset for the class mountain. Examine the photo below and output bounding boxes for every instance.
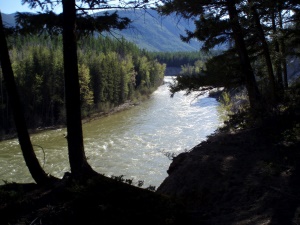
[102,9,201,52]
[1,13,16,27]
[1,10,201,52]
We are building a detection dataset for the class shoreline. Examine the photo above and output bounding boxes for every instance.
[0,87,221,142]
[0,100,138,142]
[1,114,299,224]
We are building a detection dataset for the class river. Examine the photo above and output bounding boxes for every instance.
[0,76,223,187]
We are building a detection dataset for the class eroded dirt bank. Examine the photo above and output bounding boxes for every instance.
[157,118,300,225]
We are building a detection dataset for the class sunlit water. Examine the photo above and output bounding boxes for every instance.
[0,77,223,187]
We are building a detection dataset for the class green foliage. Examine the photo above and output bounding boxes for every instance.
[284,79,300,112]
[15,10,131,36]
[217,89,250,124]
[159,0,300,114]
[146,185,156,191]
[78,63,93,111]
[282,123,300,144]
[150,51,215,67]
[162,151,177,160]
[219,111,253,132]
[110,174,156,190]
[0,35,165,133]
[180,60,206,76]
[137,180,144,187]
[219,91,233,115]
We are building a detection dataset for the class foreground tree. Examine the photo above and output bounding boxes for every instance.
[60,0,94,176]
[0,13,57,185]
[226,0,263,112]
[20,0,151,178]
[159,0,263,112]
[247,0,277,102]
[258,0,300,89]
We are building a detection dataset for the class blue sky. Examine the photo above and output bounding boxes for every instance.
[0,0,61,14]
[0,1,156,15]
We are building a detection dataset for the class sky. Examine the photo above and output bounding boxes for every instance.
[0,1,157,15]
[0,0,61,14]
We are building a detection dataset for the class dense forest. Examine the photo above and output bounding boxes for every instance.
[0,35,166,135]
[161,0,300,114]
[149,51,215,67]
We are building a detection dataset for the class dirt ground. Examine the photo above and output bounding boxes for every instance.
[157,115,300,225]
[0,174,185,225]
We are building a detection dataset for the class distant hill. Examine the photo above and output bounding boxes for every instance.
[1,13,16,27]
[101,9,202,52]
[1,10,201,52]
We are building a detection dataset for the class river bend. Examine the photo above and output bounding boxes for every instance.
[0,77,222,187]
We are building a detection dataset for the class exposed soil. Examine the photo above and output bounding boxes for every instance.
[157,115,300,225]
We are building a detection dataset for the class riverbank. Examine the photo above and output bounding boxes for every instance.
[157,112,300,224]
[0,100,139,141]
[1,108,299,224]
[2,84,299,224]
[81,100,138,124]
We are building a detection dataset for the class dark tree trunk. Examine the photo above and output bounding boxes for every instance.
[280,39,289,89]
[62,0,96,176]
[271,9,284,92]
[0,14,56,185]
[278,8,288,89]
[280,40,288,89]
[226,0,262,113]
[248,0,277,103]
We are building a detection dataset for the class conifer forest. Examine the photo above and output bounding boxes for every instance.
[0,35,166,134]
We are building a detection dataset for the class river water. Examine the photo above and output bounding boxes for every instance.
[0,77,223,187]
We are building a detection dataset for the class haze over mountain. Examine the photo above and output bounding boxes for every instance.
[1,9,202,52]
[103,9,202,52]
[1,13,16,27]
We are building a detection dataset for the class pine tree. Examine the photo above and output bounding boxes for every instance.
[0,13,57,185]
[19,0,151,179]
[159,0,300,113]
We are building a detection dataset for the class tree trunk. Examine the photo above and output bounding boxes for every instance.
[0,14,56,185]
[271,9,284,92]
[248,0,277,103]
[226,0,262,113]
[278,8,288,89]
[62,0,96,177]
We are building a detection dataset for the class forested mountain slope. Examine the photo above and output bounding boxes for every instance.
[1,9,202,52]
[103,9,202,52]
[1,13,15,27]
